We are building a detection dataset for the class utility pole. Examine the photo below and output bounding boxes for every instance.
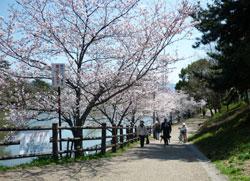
[52,63,65,157]
[153,91,156,125]
[58,86,62,155]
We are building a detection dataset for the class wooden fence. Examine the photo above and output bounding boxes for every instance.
[0,123,152,161]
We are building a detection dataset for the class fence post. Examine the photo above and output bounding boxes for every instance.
[126,125,129,144]
[112,124,117,152]
[52,123,58,160]
[131,127,134,143]
[101,123,106,155]
[120,125,124,148]
[134,126,138,141]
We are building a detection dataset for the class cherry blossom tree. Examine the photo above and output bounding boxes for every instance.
[148,89,206,121]
[139,69,206,122]
[0,0,194,155]
[89,77,153,128]
[89,91,134,127]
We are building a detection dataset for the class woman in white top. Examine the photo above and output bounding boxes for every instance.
[137,121,148,147]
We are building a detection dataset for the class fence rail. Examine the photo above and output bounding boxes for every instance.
[0,123,152,161]
[0,127,52,131]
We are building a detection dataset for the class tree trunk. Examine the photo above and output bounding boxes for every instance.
[111,124,117,152]
[245,90,249,105]
[153,111,156,124]
[73,127,83,157]
[209,108,214,117]
[74,85,83,157]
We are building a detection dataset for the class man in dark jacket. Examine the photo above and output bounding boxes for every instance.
[161,118,172,145]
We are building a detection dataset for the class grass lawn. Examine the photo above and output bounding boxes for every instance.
[189,103,250,181]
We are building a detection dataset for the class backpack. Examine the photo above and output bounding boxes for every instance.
[180,127,187,134]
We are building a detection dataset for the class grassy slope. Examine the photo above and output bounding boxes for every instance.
[189,103,250,181]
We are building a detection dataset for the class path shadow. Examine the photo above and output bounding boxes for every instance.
[120,142,207,163]
[0,142,208,180]
[0,157,116,181]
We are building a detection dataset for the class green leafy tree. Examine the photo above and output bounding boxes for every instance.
[192,0,250,101]
[176,59,222,115]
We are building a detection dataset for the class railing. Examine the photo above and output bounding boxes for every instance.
[0,123,152,161]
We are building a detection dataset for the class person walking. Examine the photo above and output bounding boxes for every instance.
[153,121,161,140]
[153,117,160,139]
[161,118,171,145]
[169,112,173,125]
[179,122,188,143]
[137,121,148,148]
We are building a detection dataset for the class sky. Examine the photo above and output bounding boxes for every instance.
[0,0,211,85]
[166,0,212,84]
[167,31,208,84]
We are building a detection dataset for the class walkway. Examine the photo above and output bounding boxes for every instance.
[0,118,228,181]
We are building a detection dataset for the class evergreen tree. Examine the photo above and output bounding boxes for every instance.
[192,0,250,94]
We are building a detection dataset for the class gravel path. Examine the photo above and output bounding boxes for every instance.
[0,118,228,181]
